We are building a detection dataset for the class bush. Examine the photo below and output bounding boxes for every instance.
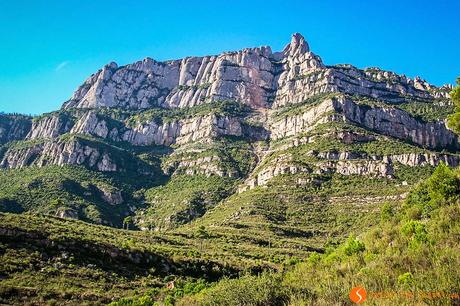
[397,272,415,288]
[380,202,394,222]
[307,252,321,266]
[405,163,459,218]
[401,220,428,243]
[199,273,288,306]
[343,236,365,256]
[108,295,155,306]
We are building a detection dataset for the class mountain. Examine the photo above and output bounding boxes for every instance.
[0,33,459,305]
[1,163,458,305]
[0,32,458,230]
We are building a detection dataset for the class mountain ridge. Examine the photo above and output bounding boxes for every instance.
[62,33,451,111]
[0,33,458,232]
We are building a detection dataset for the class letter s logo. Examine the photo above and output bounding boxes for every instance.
[350,286,367,304]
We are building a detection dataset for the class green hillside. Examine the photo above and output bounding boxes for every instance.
[1,163,457,305]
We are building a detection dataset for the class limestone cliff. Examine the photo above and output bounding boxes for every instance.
[0,33,457,176]
[62,33,449,112]
[0,33,458,228]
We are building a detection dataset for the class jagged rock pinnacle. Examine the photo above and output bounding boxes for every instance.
[283,32,310,56]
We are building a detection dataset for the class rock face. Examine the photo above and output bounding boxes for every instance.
[1,33,459,229]
[334,97,458,149]
[62,33,448,112]
[0,139,118,171]
[55,207,79,219]
[0,115,32,143]
[269,95,458,150]
[99,186,124,205]
[27,114,73,140]
[0,33,458,176]
[240,151,460,190]
[122,114,244,146]
[270,97,338,140]
[70,112,109,139]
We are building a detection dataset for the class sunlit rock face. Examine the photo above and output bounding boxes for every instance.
[0,33,457,176]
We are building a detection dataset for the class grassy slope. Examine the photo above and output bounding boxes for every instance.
[0,93,458,305]
[0,164,164,227]
[25,163,452,305]
[175,164,460,306]
[0,212,273,305]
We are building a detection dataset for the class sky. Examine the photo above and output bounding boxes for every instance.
[1,0,459,115]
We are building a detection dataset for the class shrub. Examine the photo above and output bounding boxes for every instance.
[426,163,458,203]
[447,77,460,134]
[343,236,365,256]
[401,220,428,243]
[199,273,287,306]
[405,163,459,218]
[397,272,415,288]
[323,251,339,265]
[307,252,321,266]
[380,202,394,222]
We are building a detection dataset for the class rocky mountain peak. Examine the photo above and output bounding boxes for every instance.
[283,32,310,56]
[59,33,451,112]
[105,61,118,70]
[0,32,458,236]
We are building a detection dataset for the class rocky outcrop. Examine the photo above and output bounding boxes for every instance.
[269,95,458,150]
[242,158,392,191]
[334,96,458,149]
[122,114,243,146]
[270,97,337,140]
[63,34,325,110]
[62,33,449,112]
[272,65,450,108]
[98,186,124,205]
[170,155,239,178]
[63,48,278,109]
[55,207,79,219]
[21,109,250,148]
[70,111,110,139]
[389,153,460,167]
[314,150,460,167]
[316,160,393,177]
[0,139,118,171]
[0,115,32,144]
[240,150,460,190]
[63,60,180,109]
[27,114,73,140]
[336,131,376,144]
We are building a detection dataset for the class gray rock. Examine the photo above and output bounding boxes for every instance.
[99,186,123,205]
[0,33,457,183]
[55,207,79,219]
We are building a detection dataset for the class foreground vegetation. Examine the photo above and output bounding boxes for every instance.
[1,79,459,305]
[175,164,460,305]
[1,163,457,305]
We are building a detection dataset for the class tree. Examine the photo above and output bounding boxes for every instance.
[264,223,275,248]
[123,216,133,230]
[380,202,394,222]
[447,77,460,134]
[343,235,365,256]
[195,225,209,253]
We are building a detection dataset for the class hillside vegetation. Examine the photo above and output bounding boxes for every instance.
[1,163,458,305]
[1,34,459,305]
[179,164,460,305]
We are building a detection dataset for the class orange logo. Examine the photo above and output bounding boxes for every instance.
[350,286,367,304]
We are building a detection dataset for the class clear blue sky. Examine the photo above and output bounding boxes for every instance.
[1,0,459,115]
